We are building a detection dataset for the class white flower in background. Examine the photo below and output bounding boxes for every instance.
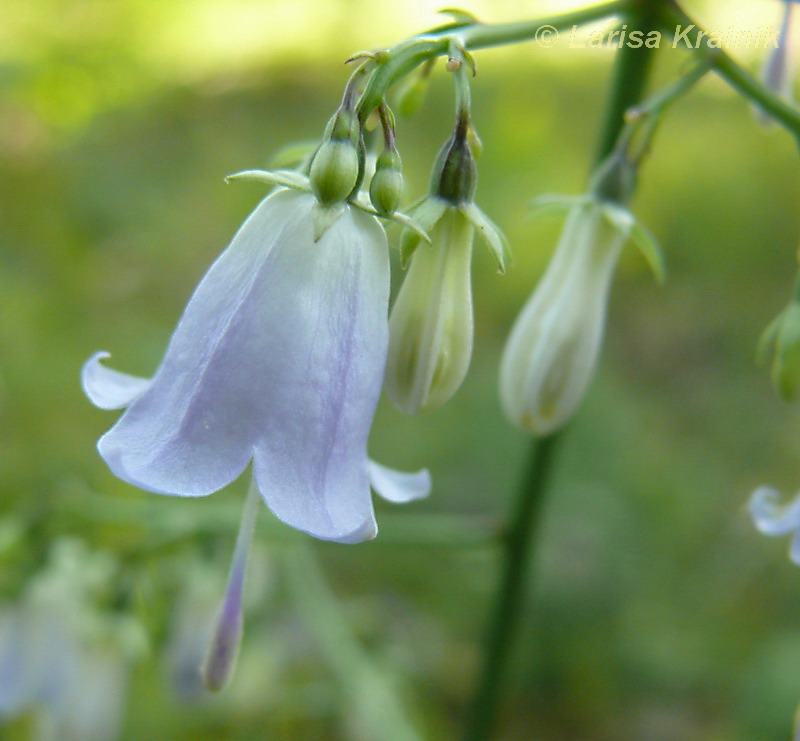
[0,539,142,741]
[499,193,662,436]
[83,188,430,545]
[757,0,797,124]
[749,486,800,564]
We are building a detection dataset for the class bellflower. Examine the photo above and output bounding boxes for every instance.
[499,180,662,436]
[83,187,431,545]
[749,486,800,564]
[385,109,508,414]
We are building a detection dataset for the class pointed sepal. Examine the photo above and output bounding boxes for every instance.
[312,201,346,242]
[461,203,511,273]
[225,169,311,192]
[399,197,448,267]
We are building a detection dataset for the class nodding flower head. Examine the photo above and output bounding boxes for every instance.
[82,188,430,544]
[384,112,509,415]
[499,198,635,436]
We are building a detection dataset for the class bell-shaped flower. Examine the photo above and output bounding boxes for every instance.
[499,194,662,436]
[749,485,800,564]
[83,188,430,545]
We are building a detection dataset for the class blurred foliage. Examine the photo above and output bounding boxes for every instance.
[2,0,800,739]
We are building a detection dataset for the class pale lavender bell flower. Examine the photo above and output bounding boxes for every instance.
[749,485,800,564]
[83,188,430,545]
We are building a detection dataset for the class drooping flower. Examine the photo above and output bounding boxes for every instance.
[384,110,508,415]
[749,485,800,564]
[499,184,662,436]
[83,187,430,545]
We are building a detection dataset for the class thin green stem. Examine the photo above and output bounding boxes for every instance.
[462,433,561,741]
[357,0,631,118]
[660,3,800,145]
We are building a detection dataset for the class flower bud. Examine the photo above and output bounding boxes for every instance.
[431,111,476,205]
[309,109,361,206]
[309,139,360,206]
[499,202,626,435]
[386,208,474,414]
[369,149,403,215]
[759,296,800,400]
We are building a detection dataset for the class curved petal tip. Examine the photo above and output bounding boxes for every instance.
[368,460,431,504]
[82,352,152,410]
[749,486,800,537]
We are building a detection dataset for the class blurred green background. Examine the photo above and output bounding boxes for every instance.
[2,0,800,738]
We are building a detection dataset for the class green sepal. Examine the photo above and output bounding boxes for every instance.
[399,197,448,267]
[528,194,586,219]
[603,203,665,283]
[757,314,782,366]
[437,8,480,25]
[460,203,511,274]
[312,202,346,242]
[348,193,432,246]
[225,169,311,192]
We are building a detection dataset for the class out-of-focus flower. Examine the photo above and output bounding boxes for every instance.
[757,0,797,123]
[83,188,430,545]
[0,539,143,741]
[499,184,662,436]
[749,486,800,564]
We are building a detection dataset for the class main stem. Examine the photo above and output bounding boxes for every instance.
[462,433,561,741]
[462,4,662,740]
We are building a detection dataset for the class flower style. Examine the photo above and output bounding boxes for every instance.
[499,192,662,436]
[749,486,800,565]
[83,188,430,545]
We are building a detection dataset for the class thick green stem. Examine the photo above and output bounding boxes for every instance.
[595,0,663,164]
[463,4,663,740]
[462,433,561,741]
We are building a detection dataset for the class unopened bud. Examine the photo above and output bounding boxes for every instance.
[369,149,403,215]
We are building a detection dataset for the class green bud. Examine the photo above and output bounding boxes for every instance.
[386,208,474,414]
[760,301,800,401]
[309,139,359,206]
[369,149,403,215]
[431,111,476,205]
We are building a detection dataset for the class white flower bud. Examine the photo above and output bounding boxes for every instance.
[386,207,474,414]
[499,202,627,435]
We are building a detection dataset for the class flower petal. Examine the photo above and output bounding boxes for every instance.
[367,460,431,503]
[749,486,800,537]
[97,189,314,497]
[81,352,152,410]
[250,202,390,543]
